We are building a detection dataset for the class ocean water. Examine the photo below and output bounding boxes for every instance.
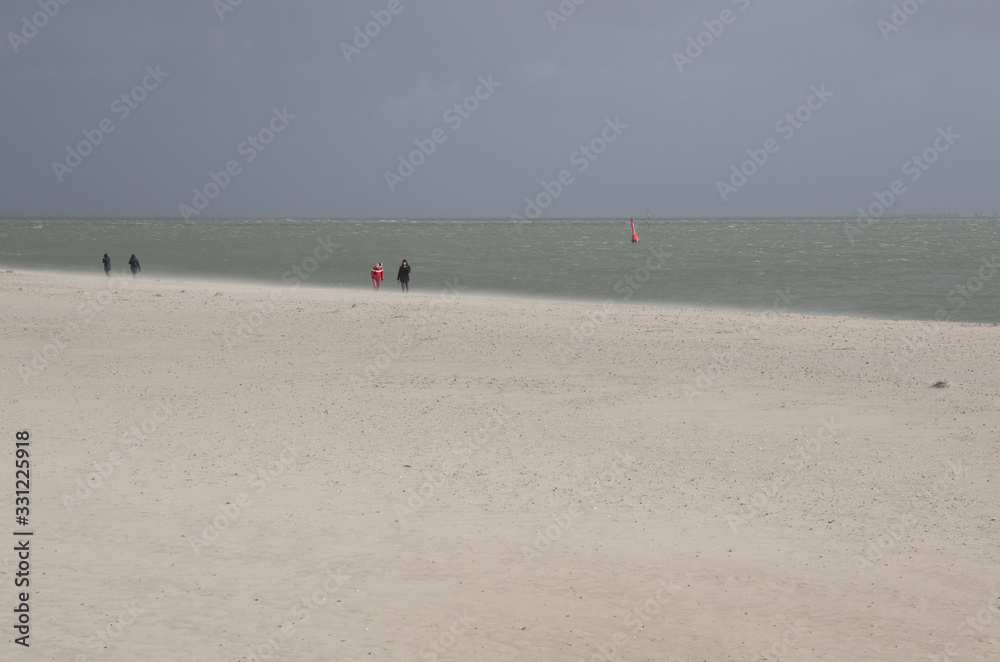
[1,217,998,323]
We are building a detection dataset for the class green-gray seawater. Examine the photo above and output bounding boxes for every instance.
[1,217,998,323]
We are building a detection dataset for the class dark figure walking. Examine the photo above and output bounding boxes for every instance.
[128,254,140,277]
[102,253,111,276]
[396,259,410,292]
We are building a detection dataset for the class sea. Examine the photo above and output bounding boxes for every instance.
[1,217,998,324]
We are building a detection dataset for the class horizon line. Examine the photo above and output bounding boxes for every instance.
[2,214,997,222]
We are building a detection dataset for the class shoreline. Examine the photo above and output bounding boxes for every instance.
[4,267,992,327]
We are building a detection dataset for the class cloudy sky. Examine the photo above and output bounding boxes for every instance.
[1,1,997,219]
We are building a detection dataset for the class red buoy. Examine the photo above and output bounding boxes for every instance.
[630,217,639,243]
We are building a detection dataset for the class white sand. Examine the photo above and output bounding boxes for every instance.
[2,270,999,661]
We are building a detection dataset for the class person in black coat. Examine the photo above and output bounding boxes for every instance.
[128,254,140,277]
[396,259,410,292]
[102,253,111,276]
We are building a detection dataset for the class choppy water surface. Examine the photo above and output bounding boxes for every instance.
[1,217,998,323]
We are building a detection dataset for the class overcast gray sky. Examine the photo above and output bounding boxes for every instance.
[1,1,996,219]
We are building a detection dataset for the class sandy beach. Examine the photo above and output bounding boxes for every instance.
[2,269,999,661]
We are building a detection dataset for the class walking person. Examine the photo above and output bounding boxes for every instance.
[396,259,410,292]
[371,262,384,291]
[128,254,140,277]
[102,253,111,276]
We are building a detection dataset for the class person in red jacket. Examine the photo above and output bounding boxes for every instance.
[371,262,384,291]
